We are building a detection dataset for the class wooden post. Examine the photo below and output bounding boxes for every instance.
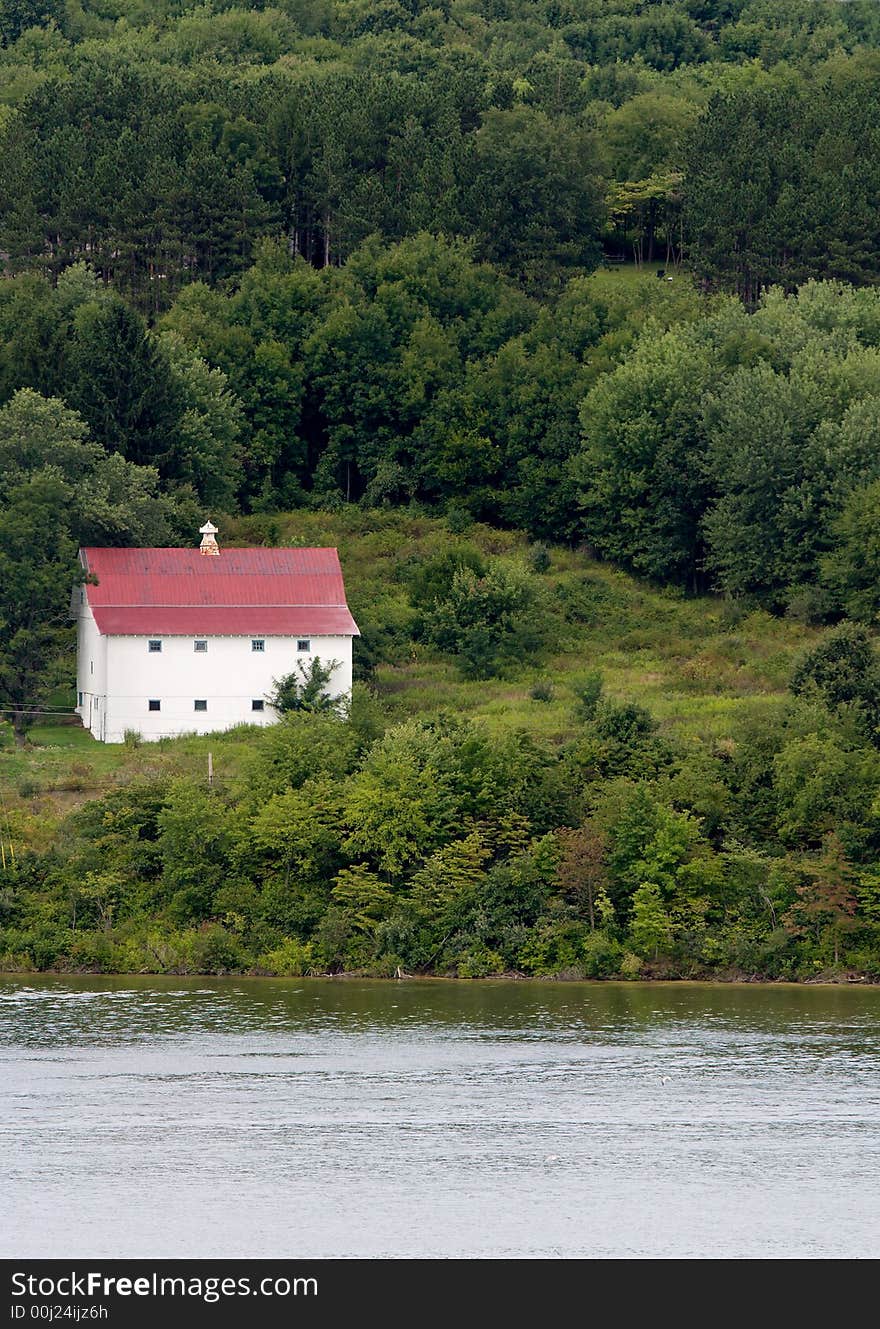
[207,751,213,787]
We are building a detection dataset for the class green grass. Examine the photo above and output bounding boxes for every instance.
[233,509,818,749]
[26,724,97,749]
[0,509,821,828]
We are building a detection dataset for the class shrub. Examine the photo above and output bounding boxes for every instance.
[256,938,315,976]
[67,931,117,972]
[270,657,343,714]
[619,950,643,977]
[820,480,880,623]
[790,622,880,742]
[422,560,545,679]
[192,924,245,973]
[445,503,473,534]
[0,948,35,972]
[244,710,360,799]
[455,946,505,978]
[517,918,592,975]
[527,542,551,573]
[580,930,624,978]
[407,545,486,611]
[573,670,604,721]
[594,700,657,744]
[784,583,834,626]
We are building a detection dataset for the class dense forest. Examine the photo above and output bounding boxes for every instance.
[3,1,880,979]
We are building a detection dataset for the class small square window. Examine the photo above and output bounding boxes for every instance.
[148,640,162,653]
[194,640,208,653]
[251,699,265,712]
[297,639,311,652]
[194,699,207,712]
[148,699,161,712]
[252,639,265,652]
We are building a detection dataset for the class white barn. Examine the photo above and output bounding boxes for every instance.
[74,524,359,743]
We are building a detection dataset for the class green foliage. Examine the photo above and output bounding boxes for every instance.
[572,670,604,722]
[256,937,316,977]
[0,0,63,46]
[567,699,673,782]
[527,543,551,574]
[7,1,880,981]
[575,323,717,587]
[576,282,880,602]
[594,700,658,748]
[0,468,80,744]
[685,70,880,299]
[68,298,184,472]
[783,834,859,966]
[246,777,345,892]
[156,781,237,923]
[0,387,192,741]
[772,733,880,851]
[270,657,343,715]
[630,881,674,960]
[331,864,396,933]
[602,784,705,919]
[464,104,604,289]
[821,482,880,624]
[341,716,516,874]
[161,332,244,511]
[702,344,880,600]
[242,711,361,801]
[529,677,554,703]
[790,623,880,743]
[421,560,545,679]
[406,546,487,612]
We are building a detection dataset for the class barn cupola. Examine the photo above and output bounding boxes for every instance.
[199,520,219,557]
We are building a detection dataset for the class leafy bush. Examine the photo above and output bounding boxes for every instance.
[581,930,624,979]
[821,481,880,623]
[573,670,604,721]
[790,622,880,743]
[527,543,551,573]
[270,657,343,714]
[256,938,316,976]
[421,560,546,679]
[517,917,592,975]
[593,700,657,745]
[454,946,505,978]
[406,546,486,611]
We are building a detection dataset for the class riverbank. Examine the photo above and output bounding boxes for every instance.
[1,963,877,985]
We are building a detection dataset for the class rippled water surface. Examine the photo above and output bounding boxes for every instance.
[3,976,880,1258]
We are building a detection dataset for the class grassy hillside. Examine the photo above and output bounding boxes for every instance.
[0,508,818,847]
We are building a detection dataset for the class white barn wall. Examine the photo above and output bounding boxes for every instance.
[79,630,352,743]
[74,601,108,741]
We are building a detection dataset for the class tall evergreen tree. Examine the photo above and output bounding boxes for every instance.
[66,298,184,472]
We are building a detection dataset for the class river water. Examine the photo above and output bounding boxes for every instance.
[2,975,880,1259]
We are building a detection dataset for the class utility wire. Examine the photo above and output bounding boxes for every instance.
[0,707,80,717]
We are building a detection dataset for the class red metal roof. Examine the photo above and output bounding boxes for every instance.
[80,547,359,637]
